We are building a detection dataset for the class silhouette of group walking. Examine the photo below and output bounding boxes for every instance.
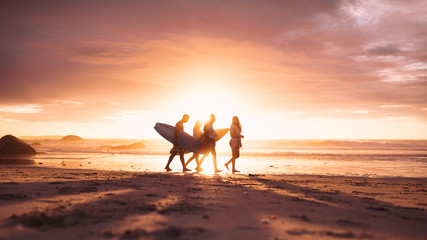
[165,113,244,173]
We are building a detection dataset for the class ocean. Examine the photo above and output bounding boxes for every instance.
[4,138,427,178]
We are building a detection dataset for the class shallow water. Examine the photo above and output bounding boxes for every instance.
[19,139,427,178]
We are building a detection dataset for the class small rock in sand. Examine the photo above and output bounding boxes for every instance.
[261,219,270,224]
[152,226,182,238]
[122,228,149,238]
[336,219,365,227]
[290,214,311,222]
[286,228,316,236]
[321,230,355,238]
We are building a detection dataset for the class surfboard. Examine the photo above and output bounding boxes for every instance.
[154,123,201,153]
[214,128,229,141]
[154,123,229,153]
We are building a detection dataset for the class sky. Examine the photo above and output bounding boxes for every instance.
[1,0,427,139]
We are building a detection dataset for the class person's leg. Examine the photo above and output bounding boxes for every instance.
[232,148,240,173]
[212,149,221,173]
[194,154,200,168]
[226,145,237,170]
[197,153,208,171]
[185,154,196,167]
[165,152,177,171]
[224,158,233,170]
[197,142,212,172]
[179,151,190,171]
[231,159,237,172]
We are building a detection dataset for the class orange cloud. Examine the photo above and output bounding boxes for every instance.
[1,0,426,138]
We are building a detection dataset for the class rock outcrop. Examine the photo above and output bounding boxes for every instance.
[60,135,84,142]
[31,142,42,147]
[0,135,36,155]
[111,142,146,150]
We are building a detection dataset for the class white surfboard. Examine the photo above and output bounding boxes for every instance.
[214,128,229,141]
[154,123,229,153]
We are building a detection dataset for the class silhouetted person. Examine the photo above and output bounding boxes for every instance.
[184,120,203,170]
[165,114,191,172]
[197,114,222,173]
[224,116,244,173]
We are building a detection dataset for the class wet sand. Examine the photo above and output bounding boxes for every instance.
[0,166,426,239]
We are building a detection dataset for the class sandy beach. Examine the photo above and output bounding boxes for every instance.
[0,166,426,240]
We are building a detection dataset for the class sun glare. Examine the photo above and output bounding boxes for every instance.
[189,155,218,174]
[163,68,249,131]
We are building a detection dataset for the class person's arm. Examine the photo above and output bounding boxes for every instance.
[174,122,181,146]
[174,127,179,146]
[231,125,244,139]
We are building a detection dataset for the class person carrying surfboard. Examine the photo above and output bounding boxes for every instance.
[224,116,244,173]
[164,114,191,172]
[184,120,203,170]
[197,114,222,173]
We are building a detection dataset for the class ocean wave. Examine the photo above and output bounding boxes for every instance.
[245,139,427,150]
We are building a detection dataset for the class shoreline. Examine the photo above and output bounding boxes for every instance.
[1,165,426,239]
[2,164,427,179]
[3,152,427,178]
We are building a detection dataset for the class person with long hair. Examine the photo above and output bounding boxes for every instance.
[224,116,244,173]
[197,114,222,173]
[184,120,203,170]
[164,114,191,172]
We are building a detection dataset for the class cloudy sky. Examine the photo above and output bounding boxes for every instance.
[1,0,426,139]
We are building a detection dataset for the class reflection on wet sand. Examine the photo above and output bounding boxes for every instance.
[0,156,35,165]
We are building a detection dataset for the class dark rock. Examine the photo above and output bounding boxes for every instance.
[31,142,41,147]
[49,181,65,185]
[322,231,355,238]
[290,214,311,222]
[60,135,84,142]
[137,204,157,212]
[286,228,316,236]
[0,135,36,155]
